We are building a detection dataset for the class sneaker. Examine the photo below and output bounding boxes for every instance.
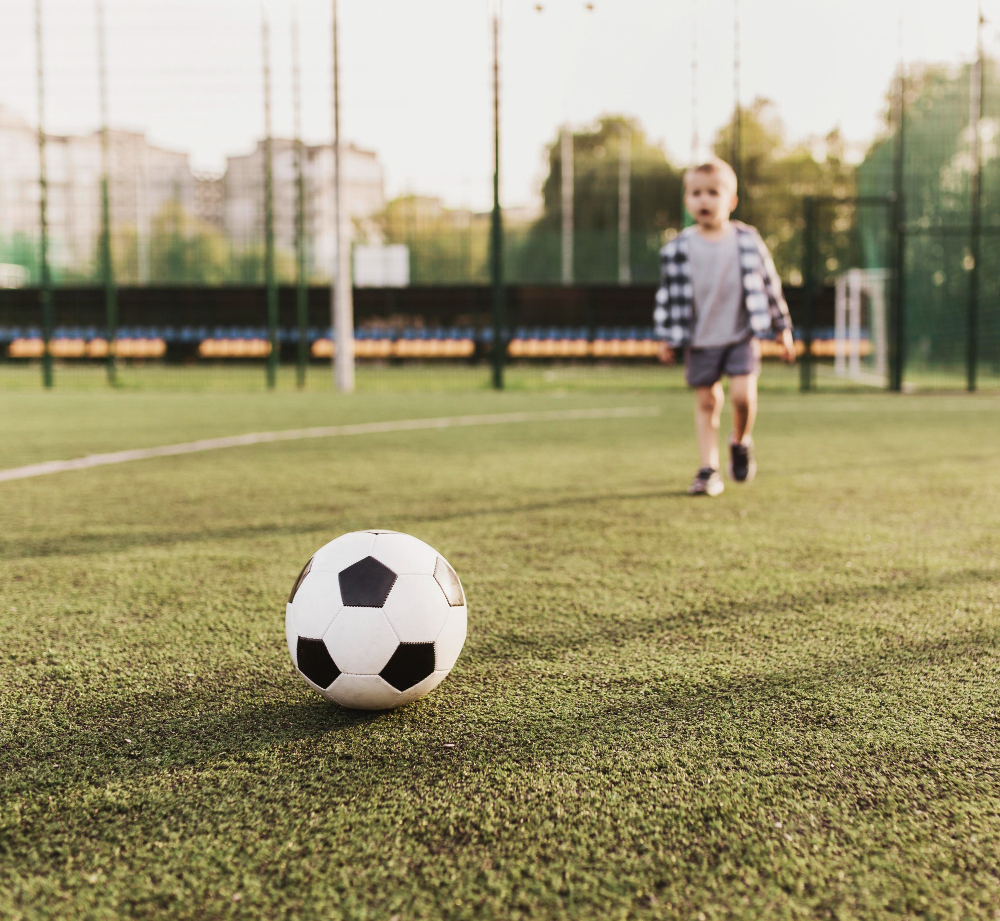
[728,436,756,483]
[689,467,724,496]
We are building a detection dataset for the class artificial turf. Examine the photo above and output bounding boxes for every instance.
[1,388,999,920]
[2,359,996,396]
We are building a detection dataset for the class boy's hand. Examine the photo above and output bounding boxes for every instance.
[779,328,796,364]
[658,343,676,365]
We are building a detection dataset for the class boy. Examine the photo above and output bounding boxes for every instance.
[654,158,795,496]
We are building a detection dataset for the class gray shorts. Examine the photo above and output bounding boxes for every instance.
[685,337,760,388]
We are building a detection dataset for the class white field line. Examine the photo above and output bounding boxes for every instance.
[0,406,661,484]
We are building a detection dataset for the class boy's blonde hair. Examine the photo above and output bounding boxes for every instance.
[684,158,738,194]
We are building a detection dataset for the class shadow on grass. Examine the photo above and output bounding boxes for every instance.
[474,564,1000,660]
[3,618,998,806]
[0,488,689,561]
[0,519,336,562]
[2,686,388,798]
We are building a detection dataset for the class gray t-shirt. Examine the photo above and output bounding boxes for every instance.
[689,229,751,348]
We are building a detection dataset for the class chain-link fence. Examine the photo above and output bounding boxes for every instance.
[1,2,997,393]
[848,56,1000,391]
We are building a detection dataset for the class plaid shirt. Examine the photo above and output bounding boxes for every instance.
[653,222,792,348]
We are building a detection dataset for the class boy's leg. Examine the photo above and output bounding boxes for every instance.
[728,372,758,443]
[727,372,758,483]
[694,382,725,470]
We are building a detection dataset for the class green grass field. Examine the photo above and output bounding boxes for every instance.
[2,359,998,394]
[2,388,999,920]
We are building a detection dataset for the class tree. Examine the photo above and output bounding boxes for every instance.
[0,233,41,284]
[858,60,1000,371]
[713,98,857,282]
[510,116,682,283]
[148,200,234,284]
[378,195,490,284]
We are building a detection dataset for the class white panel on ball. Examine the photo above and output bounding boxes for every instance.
[310,531,376,573]
[329,674,400,710]
[288,570,343,638]
[382,574,451,642]
[310,681,341,704]
[393,670,449,708]
[370,532,438,575]
[286,530,467,710]
[434,607,467,672]
[285,606,299,667]
[323,609,399,675]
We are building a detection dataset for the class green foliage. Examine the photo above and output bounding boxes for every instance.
[513,116,683,283]
[538,116,683,236]
[858,60,1000,372]
[2,390,999,919]
[0,234,96,286]
[713,99,858,283]
[141,200,303,286]
[147,200,234,285]
[226,242,297,285]
[0,234,40,283]
[378,196,491,284]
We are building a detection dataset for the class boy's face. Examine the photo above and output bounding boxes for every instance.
[684,170,738,231]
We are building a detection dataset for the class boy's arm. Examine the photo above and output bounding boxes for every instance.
[653,281,675,365]
[754,233,796,363]
[653,241,689,359]
[754,234,792,330]
[653,256,671,341]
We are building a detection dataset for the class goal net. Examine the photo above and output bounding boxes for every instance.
[833,268,889,387]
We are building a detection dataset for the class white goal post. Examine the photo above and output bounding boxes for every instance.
[834,268,889,386]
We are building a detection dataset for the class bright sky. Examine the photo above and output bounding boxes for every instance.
[0,0,994,210]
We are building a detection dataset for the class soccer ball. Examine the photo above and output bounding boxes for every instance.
[285,530,467,709]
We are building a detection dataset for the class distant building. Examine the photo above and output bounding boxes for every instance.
[0,107,40,264]
[0,105,386,284]
[223,139,385,279]
[0,106,195,281]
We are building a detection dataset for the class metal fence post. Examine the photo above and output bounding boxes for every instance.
[292,9,308,389]
[889,66,907,393]
[490,10,504,390]
[968,5,984,392]
[262,11,278,390]
[35,0,54,389]
[97,0,117,387]
[800,195,816,393]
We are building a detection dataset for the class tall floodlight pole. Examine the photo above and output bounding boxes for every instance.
[490,5,504,389]
[97,0,117,386]
[691,0,698,165]
[801,196,816,392]
[890,61,907,393]
[263,6,279,389]
[332,0,355,393]
[683,0,698,227]
[35,0,54,388]
[137,145,150,282]
[293,5,308,388]
[968,0,984,392]
[618,122,631,285]
[561,125,574,284]
[732,0,741,206]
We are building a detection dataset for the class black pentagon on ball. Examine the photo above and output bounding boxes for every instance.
[296,636,340,689]
[379,642,435,692]
[338,556,397,607]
